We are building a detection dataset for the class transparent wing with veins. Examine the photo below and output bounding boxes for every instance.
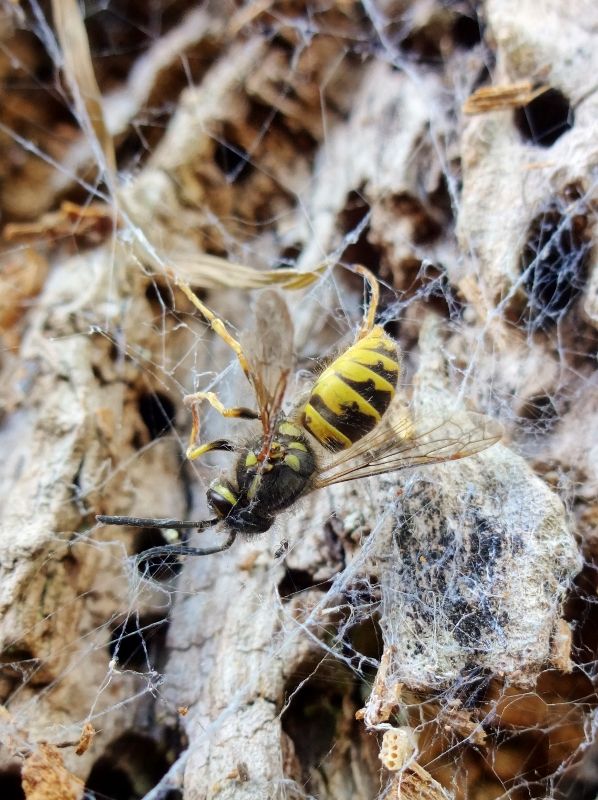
[312,411,502,489]
[240,289,295,439]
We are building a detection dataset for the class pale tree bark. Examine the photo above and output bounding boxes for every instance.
[0,2,595,800]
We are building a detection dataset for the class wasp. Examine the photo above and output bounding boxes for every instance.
[97,265,501,558]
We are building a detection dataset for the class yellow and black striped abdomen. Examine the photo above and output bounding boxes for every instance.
[301,326,399,451]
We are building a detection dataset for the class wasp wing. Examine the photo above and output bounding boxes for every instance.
[311,411,502,489]
[241,290,294,436]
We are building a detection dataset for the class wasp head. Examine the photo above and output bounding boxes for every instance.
[206,419,316,536]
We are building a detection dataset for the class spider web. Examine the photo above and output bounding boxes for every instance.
[0,1,596,799]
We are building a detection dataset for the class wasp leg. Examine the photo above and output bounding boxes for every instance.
[183,391,258,461]
[347,264,380,340]
[177,281,253,383]
[135,530,237,568]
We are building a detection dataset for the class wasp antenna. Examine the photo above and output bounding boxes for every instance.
[96,515,219,530]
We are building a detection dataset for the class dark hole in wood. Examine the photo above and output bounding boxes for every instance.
[282,659,358,771]
[0,768,24,800]
[521,203,590,329]
[108,614,168,672]
[514,88,574,147]
[278,568,332,598]
[86,733,175,800]
[86,762,134,800]
[213,134,253,183]
[134,528,183,579]
[275,243,302,269]
[452,13,483,48]
[519,394,560,432]
[138,392,176,439]
[338,189,380,275]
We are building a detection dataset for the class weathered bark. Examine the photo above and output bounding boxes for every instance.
[0,1,596,799]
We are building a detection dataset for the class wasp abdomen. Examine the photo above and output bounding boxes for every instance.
[301,326,399,451]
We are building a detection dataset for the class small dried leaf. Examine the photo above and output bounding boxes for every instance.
[0,249,48,333]
[389,762,454,799]
[3,202,115,244]
[51,0,116,176]
[463,82,549,115]
[551,619,575,672]
[168,254,325,290]
[74,723,96,756]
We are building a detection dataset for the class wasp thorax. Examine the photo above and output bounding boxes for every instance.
[205,419,316,535]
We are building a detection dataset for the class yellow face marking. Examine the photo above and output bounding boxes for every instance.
[288,441,308,451]
[245,452,258,467]
[212,483,238,507]
[283,453,301,472]
[302,405,352,450]
[279,421,302,437]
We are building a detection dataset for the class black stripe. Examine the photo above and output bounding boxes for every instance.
[301,409,346,452]
[348,360,398,390]
[337,373,393,416]
[364,341,398,356]
[309,393,377,442]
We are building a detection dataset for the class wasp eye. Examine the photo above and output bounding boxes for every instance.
[207,480,238,518]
